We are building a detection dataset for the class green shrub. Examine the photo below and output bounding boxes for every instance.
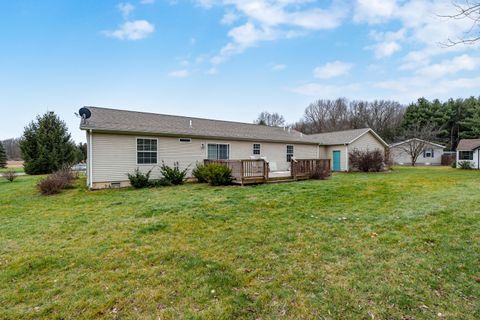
[204,164,233,186]
[458,161,473,170]
[127,168,152,188]
[451,161,457,168]
[160,162,188,185]
[192,163,209,183]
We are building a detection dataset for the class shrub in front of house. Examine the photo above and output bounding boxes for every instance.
[451,161,457,168]
[192,163,209,183]
[160,162,188,185]
[309,166,331,180]
[38,167,77,195]
[458,161,473,170]
[2,170,18,182]
[127,168,152,189]
[349,149,384,172]
[204,164,233,186]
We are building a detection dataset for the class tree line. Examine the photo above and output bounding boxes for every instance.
[256,96,480,150]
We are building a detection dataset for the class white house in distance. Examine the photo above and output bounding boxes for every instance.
[456,139,480,169]
[389,139,446,166]
[79,107,387,189]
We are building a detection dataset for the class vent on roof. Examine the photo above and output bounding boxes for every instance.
[189,120,193,128]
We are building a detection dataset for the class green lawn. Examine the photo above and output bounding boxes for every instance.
[0,167,24,173]
[1,167,479,319]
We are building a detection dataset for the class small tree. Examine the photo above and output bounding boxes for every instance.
[0,142,7,168]
[20,112,77,175]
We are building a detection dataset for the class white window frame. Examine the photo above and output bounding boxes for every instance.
[253,143,261,155]
[286,144,294,162]
[136,137,158,165]
[206,143,230,160]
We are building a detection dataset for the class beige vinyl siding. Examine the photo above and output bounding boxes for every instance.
[349,132,385,152]
[90,132,318,184]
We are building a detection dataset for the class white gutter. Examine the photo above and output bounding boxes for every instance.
[89,129,93,189]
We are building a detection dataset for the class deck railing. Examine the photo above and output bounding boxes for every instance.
[291,159,331,180]
[204,159,269,184]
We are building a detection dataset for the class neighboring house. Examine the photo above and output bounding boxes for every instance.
[456,139,480,169]
[309,128,388,172]
[79,107,387,189]
[389,139,446,166]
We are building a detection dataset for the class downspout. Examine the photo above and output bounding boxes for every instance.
[89,129,93,189]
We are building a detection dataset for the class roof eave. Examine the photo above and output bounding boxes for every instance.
[79,126,319,145]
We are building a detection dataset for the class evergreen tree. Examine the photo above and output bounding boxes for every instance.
[20,112,76,174]
[0,142,7,168]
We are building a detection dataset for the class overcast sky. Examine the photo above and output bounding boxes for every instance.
[1,0,480,143]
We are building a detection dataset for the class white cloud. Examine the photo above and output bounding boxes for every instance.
[117,2,135,19]
[105,20,155,40]
[372,41,401,58]
[168,69,190,78]
[354,0,397,24]
[211,22,280,64]
[200,0,347,64]
[314,61,353,79]
[271,64,286,71]
[221,11,239,25]
[416,54,480,78]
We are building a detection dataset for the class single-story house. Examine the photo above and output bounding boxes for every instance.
[308,128,388,172]
[389,139,446,166]
[456,139,480,169]
[79,107,387,189]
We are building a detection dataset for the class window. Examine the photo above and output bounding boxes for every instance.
[423,148,434,158]
[137,138,157,164]
[207,144,230,160]
[459,151,474,160]
[179,138,191,143]
[253,143,261,155]
[286,145,294,162]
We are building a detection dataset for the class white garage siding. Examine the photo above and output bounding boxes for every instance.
[88,132,318,187]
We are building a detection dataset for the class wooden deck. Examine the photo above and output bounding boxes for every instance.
[204,159,331,185]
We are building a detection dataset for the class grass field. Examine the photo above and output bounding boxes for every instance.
[1,167,479,319]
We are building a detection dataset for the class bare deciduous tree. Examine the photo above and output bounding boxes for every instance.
[441,1,480,46]
[294,98,404,142]
[254,111,286,127]
[395,124,440,166]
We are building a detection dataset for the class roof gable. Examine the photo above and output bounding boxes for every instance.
[457,139,480,151]
[308,128,388,146]
[390,138,446,149]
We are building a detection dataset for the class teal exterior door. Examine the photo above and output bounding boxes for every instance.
[332,150,341,171]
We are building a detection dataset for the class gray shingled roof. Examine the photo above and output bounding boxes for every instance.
[457,139,480,151]
[308,128,373,145]
[79,107,318,144]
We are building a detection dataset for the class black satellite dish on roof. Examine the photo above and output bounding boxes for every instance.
[79,107,92,119]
